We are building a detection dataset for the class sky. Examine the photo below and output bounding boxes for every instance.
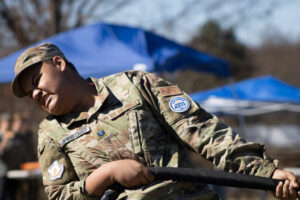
[235,0,300,46]
[96,0,300,47]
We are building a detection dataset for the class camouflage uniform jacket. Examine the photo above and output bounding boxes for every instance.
[37,71,277,200]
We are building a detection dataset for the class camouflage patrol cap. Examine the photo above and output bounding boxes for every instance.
[12,43,67,97]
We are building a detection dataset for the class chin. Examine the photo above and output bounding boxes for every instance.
[49,107,72,116]
[43,107,60,116]
[48,110,65,116]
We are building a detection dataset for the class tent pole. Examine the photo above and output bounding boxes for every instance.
[228,77,247,138]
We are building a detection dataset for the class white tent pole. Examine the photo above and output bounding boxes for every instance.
[228,77,247,138]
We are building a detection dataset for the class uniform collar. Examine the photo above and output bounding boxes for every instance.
[56,77,109,128]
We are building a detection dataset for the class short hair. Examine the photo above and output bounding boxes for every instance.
[66,61,78,73]
[44,58,78,74]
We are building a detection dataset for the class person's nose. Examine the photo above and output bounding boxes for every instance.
[32,88,42,101]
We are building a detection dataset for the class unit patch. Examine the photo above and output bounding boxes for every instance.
[169,96,190,113]
[48,160,64,181]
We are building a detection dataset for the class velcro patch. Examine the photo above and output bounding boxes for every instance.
[158,85,182,97]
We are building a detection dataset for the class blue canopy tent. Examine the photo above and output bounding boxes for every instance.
[190,75,300,116]
[0,22,230,83]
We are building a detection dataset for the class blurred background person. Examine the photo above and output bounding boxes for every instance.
[0,112,15,200]
[0,112,38,200]
[11,112,36,162]
[12,112,38,200]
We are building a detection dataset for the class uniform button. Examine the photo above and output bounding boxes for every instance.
[97,131,105,136]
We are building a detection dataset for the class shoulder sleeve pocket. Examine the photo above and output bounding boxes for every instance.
[39,138,78,186]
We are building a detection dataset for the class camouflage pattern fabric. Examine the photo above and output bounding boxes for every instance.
[37,71,277,200]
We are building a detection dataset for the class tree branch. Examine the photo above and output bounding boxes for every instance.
[0,0,31,45]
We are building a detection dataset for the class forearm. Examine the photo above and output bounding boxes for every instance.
[86,159,155,196]
[85,162,115,196]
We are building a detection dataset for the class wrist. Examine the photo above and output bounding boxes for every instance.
[85,162,116,196]
[103,161,117,185]
[271,168,279,179]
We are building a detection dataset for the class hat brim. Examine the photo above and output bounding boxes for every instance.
[11,61,42,97]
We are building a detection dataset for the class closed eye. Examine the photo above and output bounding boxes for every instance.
[32,73,41,88]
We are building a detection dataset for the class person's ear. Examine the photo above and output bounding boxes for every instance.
[52,56,66,71]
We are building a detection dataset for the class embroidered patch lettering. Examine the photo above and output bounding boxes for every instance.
[169,96,190,113]
[109,100,140,119]
[60,126,91,147]
[48,160,64,181]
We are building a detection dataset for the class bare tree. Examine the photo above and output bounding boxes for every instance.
[0,0,297,56]
[251,39,300,87]
[0,0,132,56]
[144,0,291,42]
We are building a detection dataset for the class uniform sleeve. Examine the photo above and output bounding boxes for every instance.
[129,71,277,178]
[38,129,99,200]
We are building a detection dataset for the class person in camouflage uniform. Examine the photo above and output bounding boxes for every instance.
[11,43,299,200]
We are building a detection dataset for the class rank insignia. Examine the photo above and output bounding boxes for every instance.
[48,160,64,181]
[169,96,190,113]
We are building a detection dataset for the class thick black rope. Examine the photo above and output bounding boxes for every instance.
[100,167,299,200]
[151,167,281,190]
